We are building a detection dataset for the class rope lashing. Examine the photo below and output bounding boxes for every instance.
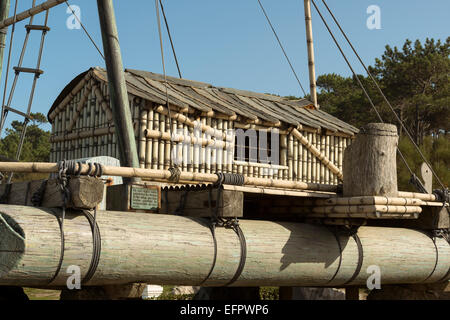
[81,209,101,284]
[39,160,103,285]
[199,172,247,287]
[325,225,363,286]
[168,166,181,183]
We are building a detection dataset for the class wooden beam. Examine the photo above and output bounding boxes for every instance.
[0,161,340,192]
[0,0,66,29]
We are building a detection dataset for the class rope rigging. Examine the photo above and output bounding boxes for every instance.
[158,0,182,79]
[64,0,105,60]
[317,0,446,190]
[256,0,307,97]
[309,0,446,191]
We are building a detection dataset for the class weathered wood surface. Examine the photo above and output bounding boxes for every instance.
[0,177,104,209]
[0,205,449,288]
[343,123,398,197]
[161,187,243,217]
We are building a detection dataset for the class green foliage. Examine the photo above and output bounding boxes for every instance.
[0,112,51,162]
[0,112,51,182]
[397,134,450,190]
[286,37,449,189]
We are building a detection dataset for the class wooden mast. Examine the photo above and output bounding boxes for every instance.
[0,0,10,85]
[97,0,139,178]
[304,0,318,108]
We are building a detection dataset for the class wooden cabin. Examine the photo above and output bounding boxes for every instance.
[48,67,358,186]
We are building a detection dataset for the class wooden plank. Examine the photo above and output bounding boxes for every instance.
[160,187,243,218]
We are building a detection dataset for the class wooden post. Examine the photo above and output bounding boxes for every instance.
[0,0,10,85]
[343,123,398,197]
[97,0,139,180]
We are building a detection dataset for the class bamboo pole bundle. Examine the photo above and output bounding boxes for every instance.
[307,133,313,182]
[1,205,449,287]
[189,121,194,172]
[210,118,217,173]
[293,136,298,180]
[315,196,425,206]
[301,133,307,182]
[200,117,207,173]
[152,112,159,170]
[298,139,303,182]
[223,120,229,173]
[301,212,420,219]
[311,205,422,214]
[338,137,343,173]
[82,92,89,158]
[159,115,166,170]
[138,110,147,168]
[88,85,95,158]
[320,134,325,183]
[145,110,153,168]
[183,121,190,171]
[325,135,330,184]
[288,133,294,180]
[0,162,340,192]
[398,192,437,202]
[217,119,223,173]
[164,115,171,170]
[330,136,336,185]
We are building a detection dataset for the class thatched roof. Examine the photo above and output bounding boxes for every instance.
[49,67,358,135]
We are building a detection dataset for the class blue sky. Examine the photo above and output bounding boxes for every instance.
[1,0,449,133]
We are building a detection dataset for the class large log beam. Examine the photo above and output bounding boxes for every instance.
[0,205,449,288]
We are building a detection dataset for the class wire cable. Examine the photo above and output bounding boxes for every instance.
[319,0,445,189]
[155,0,174,168]
[159,0,182,79]
[257,0,307,96]
[309,0,415,177]
[64,1,105,60]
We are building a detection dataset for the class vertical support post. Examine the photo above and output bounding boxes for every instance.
[304,0,318,108]
[97,0,139,176]
[0,0,10,84]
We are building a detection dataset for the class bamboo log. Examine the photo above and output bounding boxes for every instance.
[138,109,147,168]
[315,196,426,206]
[311,205,422,214]
[0,205,449,287]
[0,162,339,192]
[398,192,437,202]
